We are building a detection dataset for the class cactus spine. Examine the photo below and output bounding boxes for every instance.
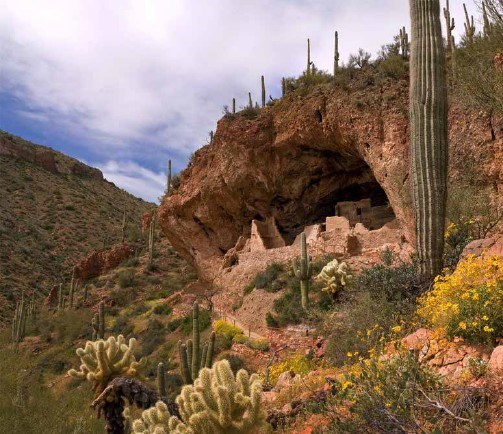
[232,98,236,114]
[409,0,448,280]
[148,214,155,267]
[334,31,339,76]
[292,232,312,309]
[261,75,266,108]
[443,0,455,52]
[167,159,172,196]
[178,302,215,384]
[399,26,409,59]
[463,3,475,43]
[157,362,167,399]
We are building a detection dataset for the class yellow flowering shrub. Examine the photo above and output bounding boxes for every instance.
[417,255,503,344]
[265,354,319,386]
[213,319,244,339]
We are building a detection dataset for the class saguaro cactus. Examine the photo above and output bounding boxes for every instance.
[443,0,455,52]
[148,214,155,267]
[334,31,340,76]
[261,75,266,108]
[57,283,63,311]
[167,159,172,196]
[292,232,313,309]
[69,268,76,309]
[399,26,409,59]
[281,77,286,97]
[157,362,167,400]
[178,302,215,384]
[232,98,236,114]
[409,0,448,280]
[307,38,311,74]
[463,3,475,43]
[98,301,105,340]
[482,1,492,36]
[248,92,253,109]
[12,295,27,343]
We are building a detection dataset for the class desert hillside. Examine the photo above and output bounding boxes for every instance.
[0,130,153,322]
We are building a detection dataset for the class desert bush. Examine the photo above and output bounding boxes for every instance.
[353,252,422,303]
[130,302,149,316]
[378,54,408,79]
[141,319,165,356]
[248,338,269,352]
[117,268,136,288]
[328,348,486,433]
[152,304,172,316]
[417,255,503,345]
[34,309,92,343]
[214,319,243,340]
[253,262,284,292]
[110,316,134,337]
[455,27,503,113]
[348,48,372,69]
[267,354,318,386]
[267,280,306,327]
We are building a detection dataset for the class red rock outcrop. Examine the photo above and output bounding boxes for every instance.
[462,235,503,259]
[74,243,136,280]
[158,77,502,279]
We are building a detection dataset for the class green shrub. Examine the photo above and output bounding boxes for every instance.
[265,312,279,327]
[377,54,408,79]
[253,262,284,292]
[248,338,269,352]
[353,255,421,303]
[152,304,172,316]
[328,349,485,433]
[141,319,165,356]
[117,269,136,288]
[130,302,149,316]
[217,353,245,373]
[166,317,183,332]
[267,281,306,327]
[110,316,134,336]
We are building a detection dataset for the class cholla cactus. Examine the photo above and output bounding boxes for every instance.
[68,335,145,391]
[133,360,264,434]
[316,259,351,295]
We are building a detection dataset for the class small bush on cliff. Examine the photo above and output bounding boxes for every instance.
[417,255,503,345]
[117,268,136,288]
[253,262,284,292]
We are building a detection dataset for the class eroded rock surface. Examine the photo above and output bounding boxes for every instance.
[158,79,502,280]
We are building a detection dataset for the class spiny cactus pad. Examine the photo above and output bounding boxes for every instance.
[68,335,145,387]
[133,359,264,434]
[316,259,351,294]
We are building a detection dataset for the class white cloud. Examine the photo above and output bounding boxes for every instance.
[0,0,476,200]
[98,160,166,203]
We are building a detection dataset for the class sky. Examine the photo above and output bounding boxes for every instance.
[0,0,473,202]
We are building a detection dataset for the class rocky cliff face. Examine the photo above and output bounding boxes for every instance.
[158,77,502,279]
[0,130,103,180]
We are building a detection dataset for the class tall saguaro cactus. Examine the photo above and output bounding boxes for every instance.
[148,214,155,268]
[261,75,266,108]
[232,98,236,114]
[409,0,448,280]
[292,232,313,309]
[334,31,340,76]
[463,3,475,43]
[307,38,311,75]
[443,0,455,52]
[167,159,172,196]
[248,92,253,109]
[399,26,409,59]
[178,301,215,384]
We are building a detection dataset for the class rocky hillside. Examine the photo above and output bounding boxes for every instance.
[0,130,153,322]
[158,70,503,280]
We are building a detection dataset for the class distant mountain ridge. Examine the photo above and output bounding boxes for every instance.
[0,130,153,323]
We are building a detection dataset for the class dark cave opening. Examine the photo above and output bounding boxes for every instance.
[270,157,397,245]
